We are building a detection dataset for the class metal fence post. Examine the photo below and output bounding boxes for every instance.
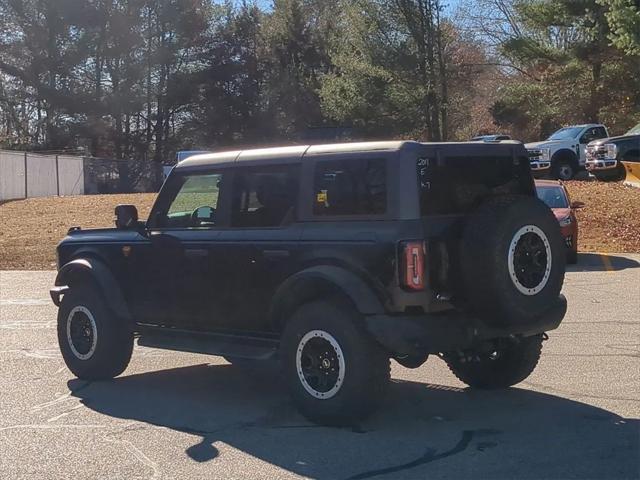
[23,151,28,199]
[55,154,60,196]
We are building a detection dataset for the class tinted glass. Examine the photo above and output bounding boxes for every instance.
[231,165,299,227]
[537,186,569,208]
[313,158,386,215]
[581,127,607,143]
[549,127,582,140]
[418,155,525,215]
[593,127,608,139]
[158,173,223,228]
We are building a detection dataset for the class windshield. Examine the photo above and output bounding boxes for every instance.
[537,186,569,209]
[626,123,640,135]
[548,127,583,141]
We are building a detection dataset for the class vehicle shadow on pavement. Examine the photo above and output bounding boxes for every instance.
[68,362,639,479]
[569,253,639,272]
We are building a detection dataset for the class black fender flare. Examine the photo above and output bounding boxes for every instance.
[269,265,386,330]
[53,258,132,322]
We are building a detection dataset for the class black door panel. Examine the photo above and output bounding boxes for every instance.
[214,225,304,333]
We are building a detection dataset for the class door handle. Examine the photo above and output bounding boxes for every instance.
[262,249,290,259]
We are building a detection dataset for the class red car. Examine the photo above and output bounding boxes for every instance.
[535,180,583,264]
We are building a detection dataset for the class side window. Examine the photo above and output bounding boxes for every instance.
[230,165,299,227]
[313,158,386,215]
[593,127,608,139]
[156,173,223,228]
[581,127,606,143]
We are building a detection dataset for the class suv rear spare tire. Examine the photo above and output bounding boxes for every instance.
[460,195,565,326]
[281,300,390,426]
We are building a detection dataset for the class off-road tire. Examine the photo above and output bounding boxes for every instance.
[57,286,133,380]
[446,334,543,389]
[552,160,575,180]
[596,162,626,182]
[612,161,626,182]
[281,299,390,426]
[460,195,565,326]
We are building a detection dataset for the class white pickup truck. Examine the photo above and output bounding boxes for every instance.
[525,124,609,180]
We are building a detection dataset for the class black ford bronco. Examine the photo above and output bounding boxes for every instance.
[51,141,567,426]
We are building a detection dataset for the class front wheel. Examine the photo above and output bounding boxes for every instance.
[281,300,390,426]
[553,161,575,181]
[57,286,133,380]
[445,334,544,389]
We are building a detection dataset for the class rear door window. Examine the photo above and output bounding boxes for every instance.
[231,165,299,227]
[313,158,386,215]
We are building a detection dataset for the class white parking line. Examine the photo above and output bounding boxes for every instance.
[0,299,51,306]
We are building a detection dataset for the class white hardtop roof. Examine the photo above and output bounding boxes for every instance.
[174,139,526,170]
[175,141,411,169]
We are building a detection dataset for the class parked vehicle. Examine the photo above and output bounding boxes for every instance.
[51,140,567,426]
[586,123,640,182]
[535,180,582,264]
[526,124,610,180]
[471,134,511,142]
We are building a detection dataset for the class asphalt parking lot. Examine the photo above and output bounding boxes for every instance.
[1,253,639,480]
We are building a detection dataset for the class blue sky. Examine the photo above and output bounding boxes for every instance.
[444,0,463,15]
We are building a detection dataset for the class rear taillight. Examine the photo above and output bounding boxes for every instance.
[401,241,426,290]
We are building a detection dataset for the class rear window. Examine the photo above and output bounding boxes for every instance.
[537,186,569,208]
[313,158,386,215]
[418,155,528,215]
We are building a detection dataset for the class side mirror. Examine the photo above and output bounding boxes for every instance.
[571,201,585,209]
[115,204,139,229]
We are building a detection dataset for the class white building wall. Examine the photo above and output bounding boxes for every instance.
[57,155,85,196]
[0,150,27,201]
[26,153,57,198]
[0,150,85,200]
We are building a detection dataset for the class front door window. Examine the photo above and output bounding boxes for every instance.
[154,173,224,229]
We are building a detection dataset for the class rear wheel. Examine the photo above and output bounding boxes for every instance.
[395,354,429,369]
[445,334,543,389]
[281,300,390,426]
[57,286,133,380]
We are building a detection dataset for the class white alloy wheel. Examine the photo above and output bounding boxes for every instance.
[66,306,98,360]
[508,225,552,296]
[295,330,346,399]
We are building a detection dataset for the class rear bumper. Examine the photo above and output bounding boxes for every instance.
[365,295,567,355]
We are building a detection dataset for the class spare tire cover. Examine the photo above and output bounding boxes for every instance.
[459,195,566,326]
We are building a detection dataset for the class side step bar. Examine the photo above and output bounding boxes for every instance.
[137,326,279,360]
